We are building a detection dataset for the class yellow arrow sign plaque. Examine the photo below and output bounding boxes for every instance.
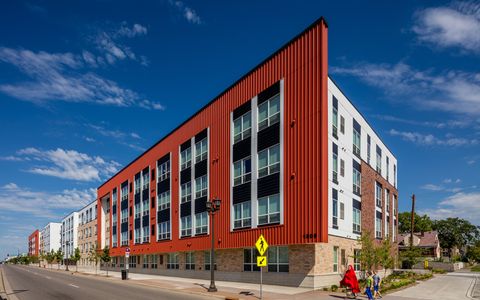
[257,256,267,267]
[255,234,269,256]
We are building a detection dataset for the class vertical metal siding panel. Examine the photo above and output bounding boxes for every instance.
[97,21,328,254]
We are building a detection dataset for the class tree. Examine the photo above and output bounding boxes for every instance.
[376,238,395,277]
[72,248,81,272]
[100,247,111,277]
[398,212,433,234]
[466,240,480,263]
[432,218,480,256]
[55,249,64,270]
[400,247,423,269]
[356,231,378,272]
[88,245,101,275]
[46,250,55,269]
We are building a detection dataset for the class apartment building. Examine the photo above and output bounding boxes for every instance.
[28,230,40,257]
[61,212,79,260]
[77,200,98,266]
[327,78,398,279]
[96,17,398,288]
[40,222,61,254]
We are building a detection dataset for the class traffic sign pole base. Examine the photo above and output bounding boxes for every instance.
[207,285,217,292]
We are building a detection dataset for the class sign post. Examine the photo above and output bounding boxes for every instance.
[255,234,269,300]
[125,247,130,280]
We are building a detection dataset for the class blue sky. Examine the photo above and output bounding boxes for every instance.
[0,1,479,258]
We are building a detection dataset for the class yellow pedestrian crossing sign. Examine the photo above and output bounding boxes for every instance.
[255,234,269,256]
[257,256,267,267]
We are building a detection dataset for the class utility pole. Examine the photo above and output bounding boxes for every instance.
[410,194,415,249]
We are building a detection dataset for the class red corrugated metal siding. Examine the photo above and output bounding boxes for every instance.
[97,19,328,257]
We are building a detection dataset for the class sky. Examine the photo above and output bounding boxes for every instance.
[0,0,479,259]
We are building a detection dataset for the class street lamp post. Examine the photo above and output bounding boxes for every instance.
[206,198,221,292]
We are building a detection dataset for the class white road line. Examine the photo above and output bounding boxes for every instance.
[68,283,79,288]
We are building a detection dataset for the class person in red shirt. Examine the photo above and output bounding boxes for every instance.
[340,265,360,298]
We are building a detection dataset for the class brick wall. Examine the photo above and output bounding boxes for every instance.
[361,161,398,242]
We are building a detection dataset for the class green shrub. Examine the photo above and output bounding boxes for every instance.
[432,269,447,274]
[323,287,328,291]
[331,285,338,292]
[472,265,480,272]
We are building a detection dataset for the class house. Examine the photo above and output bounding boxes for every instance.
[398,231,441,259]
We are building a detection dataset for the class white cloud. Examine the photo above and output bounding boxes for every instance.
[388,129,478,146]
[0,183,95,218]
[170,1,202,24]
[116,23,148,38]
[6,147,120,181]
[93,22,148,65]
[443,178,452,183]
[412,1,480,54]
[374,115,470,129]
[420,192,480,225]
[86,123,146,152]
[0,47,163,110]
[421,184,445,191]
[331,62,480,116]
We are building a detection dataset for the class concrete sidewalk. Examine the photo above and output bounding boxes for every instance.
[30,264,343,299]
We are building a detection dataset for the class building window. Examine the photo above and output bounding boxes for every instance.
[340,159,345,177]
[121,231,128,246]
[341,249,346,268]
[180,147,191,170]
[121,184,128,201]
[376,182,382,207]
[185,252,195,270]
[142,200,149,216]
[333,143,338,183]
[204,251,217,271]
[233,157,251,186]
[158,161,170,181]
[354,249,361,271]
[233,112,251,143]
[180,182,191,203]
[158,191,170,210]
[167,253,179,269]
[150,254,158,269]
[353,120,361,157]
[180,216,192,237]
[121,209,128,223]
[243,248,260,272]
[394,164,397,188]
[135,175,141,194]
[258,93,280,131]
[340,115,345,134]
[332,189,338,228]
[376,146,382,175]
[353,162,361,196]
[376,216,382,239]
[393,195,397,216]
[340,202,345,220]
[353,206,361,234]
[233,201,251,229]
[135,202,141,218]
[367,135,371,164]
[258,144,280,178]
[258,194,280,225]
[386,156,390,182]
[332,100,338,138]
[158,221,170,240]
[142,226,149,243]
[386,189,390,213]
[333,246,339,273]
[134,228,141,244]
[112,234,117,248]
[143,255,149,268]
[195,212,208,234]
[195,175,208,199]
[195,138,208,163]
[268,246,289,272]
[142,171,149,190]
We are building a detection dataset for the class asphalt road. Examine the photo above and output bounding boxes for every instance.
[1,264,214,300]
